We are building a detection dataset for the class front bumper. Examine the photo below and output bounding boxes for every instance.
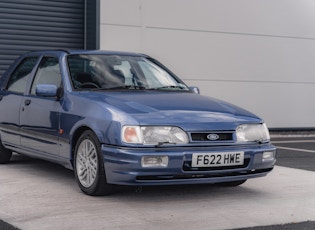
[102,143,276,186]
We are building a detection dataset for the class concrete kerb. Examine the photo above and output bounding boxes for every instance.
[270,129,315,139]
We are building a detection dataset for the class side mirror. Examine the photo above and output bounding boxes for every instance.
[189,86,200,94]
[36,84,58,97]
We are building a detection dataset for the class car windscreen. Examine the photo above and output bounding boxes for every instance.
[67,54,189,91]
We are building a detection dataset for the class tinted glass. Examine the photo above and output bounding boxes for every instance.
[31,57,61,95]
[6,57,38,93]
[67,54,189,91]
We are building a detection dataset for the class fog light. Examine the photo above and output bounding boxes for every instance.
[141,156,168,167]
[262,151,275,161]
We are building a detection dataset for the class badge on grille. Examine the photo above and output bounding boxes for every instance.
[207,133,220,141]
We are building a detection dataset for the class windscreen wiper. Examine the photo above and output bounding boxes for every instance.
[147,85,187,90]
[93,85,146,91]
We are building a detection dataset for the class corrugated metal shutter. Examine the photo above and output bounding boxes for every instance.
[0,0,84,76]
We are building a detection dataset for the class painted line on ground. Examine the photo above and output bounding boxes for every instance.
[272,140,315,144]
[276,146,315,153]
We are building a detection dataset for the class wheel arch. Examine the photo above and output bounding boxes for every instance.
[68,119,122,167]
[70,126,96,167]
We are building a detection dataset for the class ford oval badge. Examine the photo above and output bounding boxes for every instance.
[207,133,219,141]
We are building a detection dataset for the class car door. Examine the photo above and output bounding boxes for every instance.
[20,56,62,159]
[0,57,38,149]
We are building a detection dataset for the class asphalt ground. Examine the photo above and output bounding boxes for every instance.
[272,136,315,172]
[1,133,315,230]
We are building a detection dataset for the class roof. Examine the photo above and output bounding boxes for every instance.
[22,49,148,58]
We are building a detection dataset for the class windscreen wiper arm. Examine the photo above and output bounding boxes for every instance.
[147,85,187,90]
[92,85,146,90]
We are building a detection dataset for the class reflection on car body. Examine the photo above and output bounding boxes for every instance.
[0,50,276,195]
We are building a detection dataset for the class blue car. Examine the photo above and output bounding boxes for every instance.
[0,50,276,195]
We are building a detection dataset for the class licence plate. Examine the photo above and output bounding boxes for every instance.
[191,151,244,167]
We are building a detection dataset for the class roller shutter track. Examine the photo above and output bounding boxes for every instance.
[0,0,84,76]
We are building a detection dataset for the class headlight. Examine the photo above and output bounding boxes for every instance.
[236,123,270,143]
[122,126,189,145]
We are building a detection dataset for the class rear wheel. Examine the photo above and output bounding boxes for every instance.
[0,142,12,164]
[74,130,113,196]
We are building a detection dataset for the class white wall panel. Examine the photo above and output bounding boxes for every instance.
[100,25,142,52]
[100,0,142,26]
[144,0,315,39]
[100,0,315,128]
[143,28,315,83]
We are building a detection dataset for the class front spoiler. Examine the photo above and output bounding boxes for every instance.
[101,144,276,186]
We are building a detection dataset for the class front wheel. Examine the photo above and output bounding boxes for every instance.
[74,130,113,196]
[0,141,12,164]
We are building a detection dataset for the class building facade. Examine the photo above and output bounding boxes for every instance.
[1,0,315,129]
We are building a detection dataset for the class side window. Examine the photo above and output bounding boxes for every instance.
[6,57,38,93]
[31,57,62,95]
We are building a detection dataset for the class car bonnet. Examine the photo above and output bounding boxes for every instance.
[83,91,262,131]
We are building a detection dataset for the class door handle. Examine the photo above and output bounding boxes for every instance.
[24,99,31,106]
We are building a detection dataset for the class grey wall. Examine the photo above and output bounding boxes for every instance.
[100,0,315,128]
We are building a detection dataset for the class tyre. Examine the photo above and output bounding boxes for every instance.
[0,141,12,164]
[74,130,113,196]
[217,180,247,187]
